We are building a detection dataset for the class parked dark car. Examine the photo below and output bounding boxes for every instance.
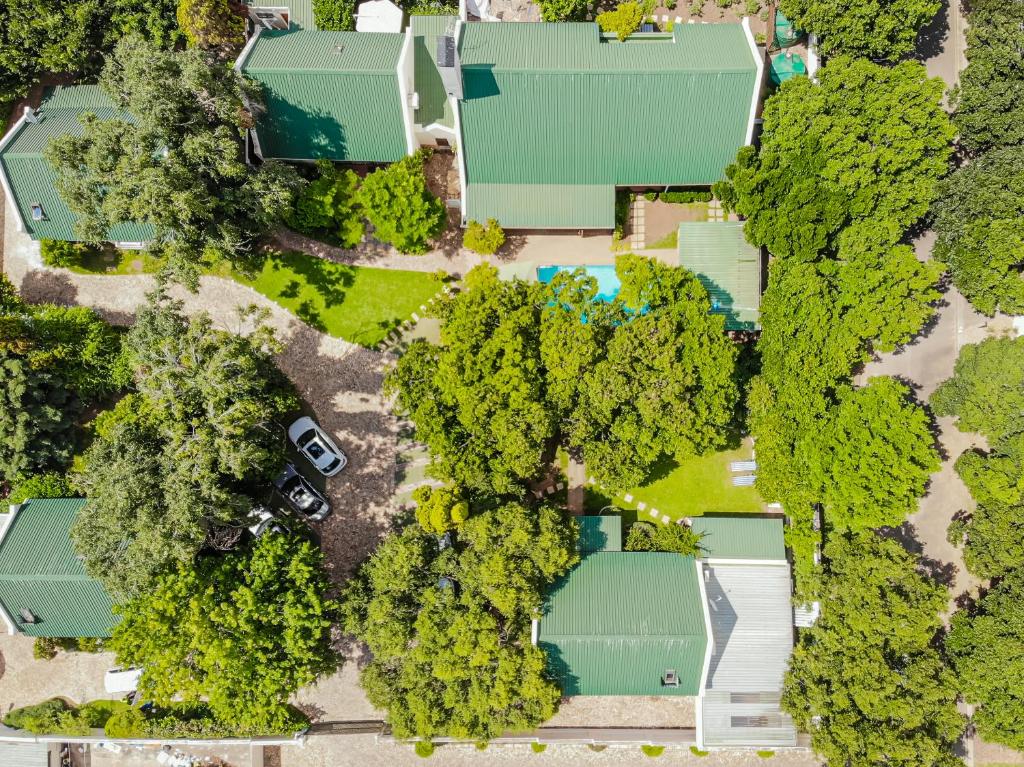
[273,463,331,521]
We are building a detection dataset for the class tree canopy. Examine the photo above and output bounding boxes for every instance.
[72,292,297,600]
[342,502,578,740]
[777,0,940,61]
[388,257,740,495]
[111,533,337,733]
[357,151,447,255]
[951,0,1024,156]
[783,533,964,767]
[46,36,303,281]
[932,147,1024,316]
[715,58,952,262]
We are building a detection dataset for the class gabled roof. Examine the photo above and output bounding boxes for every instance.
[458,22,760,229]
[539,553,708,695]
[0,498,116,638]
[0,85,153,243]
[678,222,762,331]
[692,516,784,560]
[239,29,409,162]
[411,15,457,129]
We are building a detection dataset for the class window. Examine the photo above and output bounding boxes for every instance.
[30,202,44,221]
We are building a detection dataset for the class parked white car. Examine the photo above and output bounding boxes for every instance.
[104,667,143,694]
[288,417,347,477]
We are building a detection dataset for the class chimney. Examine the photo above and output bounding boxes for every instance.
[436,35,464,101]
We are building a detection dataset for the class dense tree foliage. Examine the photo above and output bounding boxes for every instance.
[412,484,469,535]
[715,58,952,262]
[933,338,1024,578]
[535,0,588,21]
[777,0,940,61]
[176,0,245,58]
[932,147,1024,316]
[287,161,364,248]
[951,0,1024,156]
[72,292,297,600]
[112,533,336,733]
[46,36,303,281]
[313,0,356,30]
[342,502,577,740]
[948,569,1024,750]
[784,533,964,767]
[0,0,179,101]
[625,521,701,556]
[358,151,447,254]
[388,258,739,494]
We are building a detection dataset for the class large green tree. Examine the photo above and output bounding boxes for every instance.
[715,58,952,262]
[951,0,1024,155]
[777,0,940,61]
[46,36,303,281]
[111,533,337,733]
[0,0,179,101]
[342,502,578,741]
[784,533,964,767]
[357,151,446,255]
[947,568,1024,750]
[72,293,298,600]
[932,147,1024,316]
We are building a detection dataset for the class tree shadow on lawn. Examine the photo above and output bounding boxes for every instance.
[269,252,355,310]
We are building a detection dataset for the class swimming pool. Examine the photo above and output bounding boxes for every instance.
[536,265,621,303]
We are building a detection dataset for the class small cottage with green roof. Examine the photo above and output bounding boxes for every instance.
[0,85,153,246]
[0,498,116,638]
[678,221,762,331]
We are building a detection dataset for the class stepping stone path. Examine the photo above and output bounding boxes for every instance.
[630,197,646,250]
[708,198,725,223]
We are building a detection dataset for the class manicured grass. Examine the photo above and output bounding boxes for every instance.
[232,251,440,347]
[584,443,764,521]
[647,230,678,249]
[65,247,441,348]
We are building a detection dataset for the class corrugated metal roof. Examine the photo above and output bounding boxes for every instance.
[539,553,707,695]
[692,517,785,560]
[245,0,316,29]
[0,742,49,767]
[466,183,614,229]
[458,22,757,228]
[678,222,762,331]
[700,561,797,747]
[242,30,408,161]
[0,85,153,242]
[412,15,456,128]
[0,498,117,638]
[578,516,621,553]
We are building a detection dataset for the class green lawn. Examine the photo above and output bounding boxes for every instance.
[67,248,441,348]
[232,251,440,347]
[584,444,764,521]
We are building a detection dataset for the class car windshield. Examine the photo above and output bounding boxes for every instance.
[297,428,317,447]
[325,457,341,472]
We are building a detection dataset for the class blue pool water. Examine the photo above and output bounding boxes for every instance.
[536,265,621,303]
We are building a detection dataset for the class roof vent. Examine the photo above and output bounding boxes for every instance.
[19,609,36,624]
[333,43,345,55]
[662,669,679,687]
[436,35,464,100]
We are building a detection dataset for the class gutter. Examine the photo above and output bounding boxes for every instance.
[396,27,418,156]
[740,16,764,147]
[0,110,31,234]
[694,558,715,751]
[453,18,469,226]
[0,505,22,636]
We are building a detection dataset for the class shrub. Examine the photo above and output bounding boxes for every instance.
[358,150,447,254]
[614,191,633,239]
[75,637,104,653]
[660,189,713,204]
[415,741,435,758]
[413,484,469,534]
[531,742,548,753]
[597,2,646,40]
[313,0,356,28]
[689,0,703,15]
[40,240,94,269]
[176,0,245,57]
[287,161,364,248]
[463,219,506,255]
[745,0,759,12]
[626,521,702,555]
[3,699,92,736]
[690,745,710,757]
[666,0,677,8]
[536,0,588,21]
[757,750,776,758]
[103,706,147,738]
[33,637,59,660]
[8,472,74,504]
[642,745,666,757]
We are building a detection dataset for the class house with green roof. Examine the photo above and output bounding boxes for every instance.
[678,222,762,331]
[537,515,797,749]
[0,85,153,246]
[0,498,116,638]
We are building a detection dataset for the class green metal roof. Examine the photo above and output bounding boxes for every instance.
[0,499,116,638]
[245,0,316,29]
[539,553,707,696]
[467,183,614,229]
[578,516,622,553]
[691,516,785,560]
[677,221,762,330]
[458,23,758,229]
[241,30,408,162]
[0,85,153,242]
[412,15,456,129]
